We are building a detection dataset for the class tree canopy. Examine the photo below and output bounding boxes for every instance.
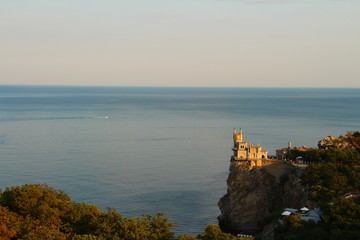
[0,184,238,240]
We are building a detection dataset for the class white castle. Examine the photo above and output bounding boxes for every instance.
[231,128,268,161]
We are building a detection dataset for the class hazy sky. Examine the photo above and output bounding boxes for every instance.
[1,0,359,87]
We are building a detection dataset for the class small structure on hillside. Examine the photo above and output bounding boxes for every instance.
[232,129,268,161]
[280,207,322,223]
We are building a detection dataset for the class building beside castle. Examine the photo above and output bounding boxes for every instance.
[276,142,292,161]
[231,129,268,161]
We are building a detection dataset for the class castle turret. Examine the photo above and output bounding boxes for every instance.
[233,128,243,143]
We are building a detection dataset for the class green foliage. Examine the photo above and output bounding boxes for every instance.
[19,225,67,240]
[287,147,360,164]
[301,143,360,203]
[112,213,176,240]
[0,184,72,229]
[0,184,245,240]
[257,209,284,228]
[66,202,103,234]
[197,224,238,240]
[71,234,105,240]
[353,131,360,146]
[322,148,360,165]
[274,216,328,240]
[275,202,360,240]
[94,207,123,238]
[321,198,360,240]
[175,235,198,240]
[0,206,22,240]
[302,163,353,202]
[302,161,360,203]
[0,184,185,240]
[277,137,360,240]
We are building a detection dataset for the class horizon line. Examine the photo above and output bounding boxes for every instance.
[1,84,359,89]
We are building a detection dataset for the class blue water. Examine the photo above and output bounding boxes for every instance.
[0,86,359,235]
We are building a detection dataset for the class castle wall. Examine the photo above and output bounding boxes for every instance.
[230,159,281,170]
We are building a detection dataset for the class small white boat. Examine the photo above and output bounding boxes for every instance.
[96,116,110,119]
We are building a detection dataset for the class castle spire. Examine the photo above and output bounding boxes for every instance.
[239,128,243,142]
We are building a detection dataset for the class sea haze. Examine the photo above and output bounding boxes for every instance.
[0,86,359,235]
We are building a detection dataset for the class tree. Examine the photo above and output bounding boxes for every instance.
[70,234,105,240]
[0,184,236,239]
[0,206,22,240]
[198,224,237,240]
[19,225,67,240]
[95,207,123,238]
[65,202,103,235]
[274,216,328,240]
[302,161,359,203]
[321,198,360,240]
[0,184,73,229]
[175,235,198,240]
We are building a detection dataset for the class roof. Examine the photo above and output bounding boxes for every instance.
[281,211,292,216]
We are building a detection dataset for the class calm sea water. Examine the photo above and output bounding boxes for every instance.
[0,86,359,235]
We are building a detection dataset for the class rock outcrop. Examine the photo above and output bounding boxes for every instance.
[318,135,353,150]
[218,161,310,234]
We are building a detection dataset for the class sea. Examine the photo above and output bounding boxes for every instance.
[0,86,359,235]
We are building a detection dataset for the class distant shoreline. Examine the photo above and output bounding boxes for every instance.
[1,84,359,90]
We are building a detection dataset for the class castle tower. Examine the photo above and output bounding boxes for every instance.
[233,128,243,143]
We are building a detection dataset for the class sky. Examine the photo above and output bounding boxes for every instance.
[1,0,359,88]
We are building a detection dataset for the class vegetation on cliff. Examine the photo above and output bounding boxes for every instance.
[274,131,360,240]
[0,184,239,240]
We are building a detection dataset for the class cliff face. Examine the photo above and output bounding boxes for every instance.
[318,135,353,150]
[218,161,309,233]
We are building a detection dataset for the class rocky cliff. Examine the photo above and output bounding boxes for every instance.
[218,160,311,234]
[317,134,354,150]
